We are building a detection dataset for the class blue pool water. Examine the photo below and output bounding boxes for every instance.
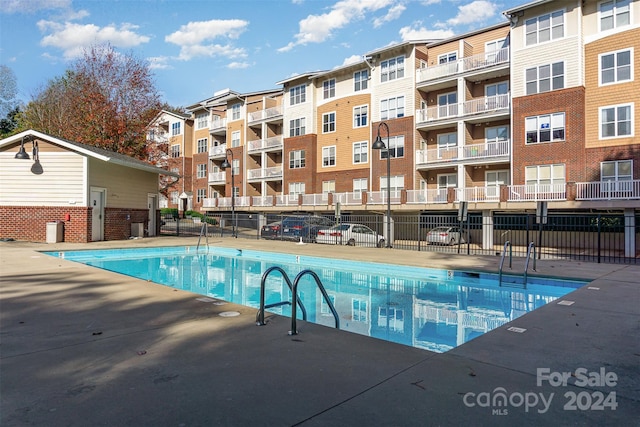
[44,246,586,353]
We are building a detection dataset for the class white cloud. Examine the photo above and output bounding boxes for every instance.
[340,54,362,67]
[373,3,406,28]
[1,0,71,14]
[165,19,249,61]
[399,24,454,41]
[420,0,441,5]
[279,0,396,52]
[148,56,172,70]
[447,0,497,26]
[228,62,251,69]
[38,21,150,59]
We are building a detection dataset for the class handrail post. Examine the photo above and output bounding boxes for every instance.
[257,266,307,326]
[291,270,340,335]
[498,240,511,286]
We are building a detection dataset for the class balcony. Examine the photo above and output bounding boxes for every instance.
[367,190,402,205]
[247,136,283,153]
[209,143,227,158]
[456,186,501,203]
[252,195,274,207]
[416,140,509,169]
[247,166,283,181]
[248,105,283,124]
[275,195,299,206]
[301,194,328,206]
[508,184,566,202]
[210,118,227,134]
[416,94,510,128]
[208,171,226,184]
[406,189,448,204]
[333,192,364,206]
[416,47,509,85]
[217,196,250,208]
[576,180,640,200]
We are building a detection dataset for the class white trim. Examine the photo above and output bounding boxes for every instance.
[598,47,634,87]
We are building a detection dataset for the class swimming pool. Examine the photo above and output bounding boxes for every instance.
[45,246,586,353]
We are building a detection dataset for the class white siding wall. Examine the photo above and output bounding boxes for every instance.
[283,81,316,134]
[0,151,86,206]
[370,50,416,123]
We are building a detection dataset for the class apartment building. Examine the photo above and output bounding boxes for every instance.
[148,0,639,223]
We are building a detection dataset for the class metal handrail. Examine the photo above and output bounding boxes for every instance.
[196,222,209,253]
[523,242,537,288]
[498,240,512,286]
[290,269,339,335]
[256,266,307,326]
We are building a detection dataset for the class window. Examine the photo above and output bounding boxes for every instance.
[231,103,241,120]
[289,117,306,137]
[322,112,336,133]
[602,160,632,181]
[232,159,240,176]
[525,164,565,188]
[323,79,335,99]
[232,186,239,198]
[378,306,404,332]
[289,84,306,105]
[380,135,404,159]
[437,133,457,158]
[526,62,564,95]
[486,126,509,142]
[353,105,368,128]
[600,104,633,138]
[196,112,208,129]
[380,96,405,120]
[196,188,206,203]
[354,69,368,91]
[380,56,405,82]
[353,178,368,197]
[438,52,457,64]
[170,144,180,158]
[437,92,457,118]
[289,150,306,169]
[486,170,509,197]
[231,131,240,147]
[170,191,179,204]
[525,10,564,45]
[197,138,208,153]
[171,122,181,136]
[289,182,305,196]
[600,49,632,85]
[600,0,630,31]
[322,146,336,167]
[485,39,507,62]
[196,163,206,178]
[322,180,335,197]
[526,113,565,143]
[352,299,367,322]
[380,175,404,194]
[353,141,368,164]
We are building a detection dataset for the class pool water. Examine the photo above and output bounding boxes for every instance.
[45,246,586,353]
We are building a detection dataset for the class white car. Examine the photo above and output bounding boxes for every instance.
[316,223,385,248]
[426,226,466,245]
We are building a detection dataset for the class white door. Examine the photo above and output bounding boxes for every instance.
[147,194,157,237]
[90,189,105,241]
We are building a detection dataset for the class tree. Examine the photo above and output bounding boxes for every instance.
[22,45,162,159]
[0,65,19,118]
[0,106,21,137]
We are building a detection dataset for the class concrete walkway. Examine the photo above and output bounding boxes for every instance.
[1,237,638,426]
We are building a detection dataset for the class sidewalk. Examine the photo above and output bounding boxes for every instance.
[1,237,638,426]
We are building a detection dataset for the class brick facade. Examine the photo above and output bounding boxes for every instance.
[0,206,90,243]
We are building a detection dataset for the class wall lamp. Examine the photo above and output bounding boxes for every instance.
[15,136,38,160]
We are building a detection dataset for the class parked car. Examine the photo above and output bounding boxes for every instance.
[426,226,466,245]
[260,221,283,240]
[280,215,335,242]
[316,223,385,248]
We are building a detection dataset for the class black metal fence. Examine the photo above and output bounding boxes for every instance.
[160,211,639,264]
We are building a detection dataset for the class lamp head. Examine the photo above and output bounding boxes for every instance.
[220,158,231,169]
[15,136,31,160]
[372,135,386,150]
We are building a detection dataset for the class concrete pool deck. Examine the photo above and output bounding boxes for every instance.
[1,237,638,426]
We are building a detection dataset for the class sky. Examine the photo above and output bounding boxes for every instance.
[1,0,523,108]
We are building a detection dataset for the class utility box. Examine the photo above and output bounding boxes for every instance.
[131,223,144,238]
[46,221,64,243]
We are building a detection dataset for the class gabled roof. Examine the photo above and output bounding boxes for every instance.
[1,130,179,177]
[275,71,326,86]
[148,109,192,127]
[503,0,554,17]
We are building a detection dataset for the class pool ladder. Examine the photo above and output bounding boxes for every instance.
[256,266,340,336]
[196,222,209,253]
[499,241,536,289]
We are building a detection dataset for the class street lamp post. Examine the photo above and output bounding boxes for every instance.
[372,122,391,248]
[220,149,237,238]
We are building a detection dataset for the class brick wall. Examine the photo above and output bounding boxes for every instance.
[371,117,416,191]
[0,206,90,243]
[103,208,148,241]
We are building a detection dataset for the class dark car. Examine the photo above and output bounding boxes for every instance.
[260,221,283,240]
[280,215,335,242]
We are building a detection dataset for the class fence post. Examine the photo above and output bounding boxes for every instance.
[597,213,601,264]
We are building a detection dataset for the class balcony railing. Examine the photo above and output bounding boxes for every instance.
[252,195,274,207]
[508,184,566,201]
[416,47,509,84]
[301,194,328,206]
[248,105,283,123]
[415,94,510,126]
[247,136,283,153]
[333,192,364,206]
[367,190,402,205]
[209,144,227,158]
[576,180,640,200]
[247,166,283,180]
[275,195,299,206]
[416,140,509,166]
[457,186,501,202]
[406,189,448,204]
[210,118,227,132]
[208,171,226,183]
